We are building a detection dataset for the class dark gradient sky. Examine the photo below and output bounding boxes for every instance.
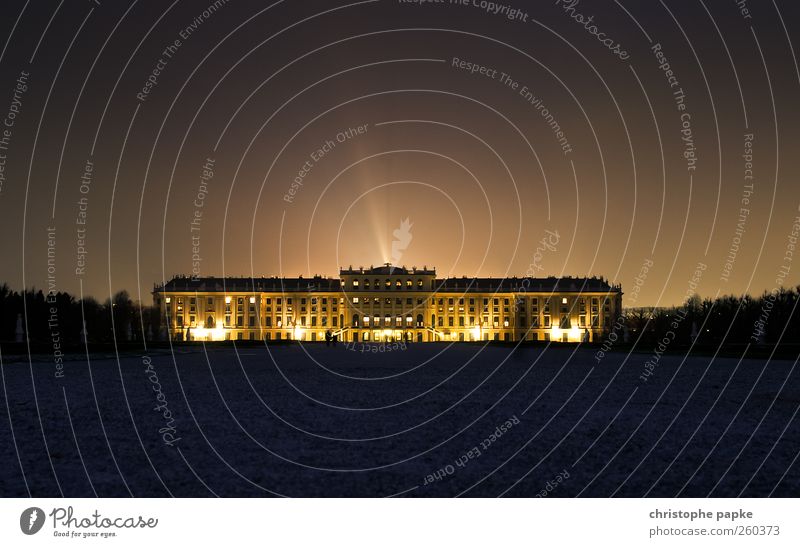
[0,0,799,306]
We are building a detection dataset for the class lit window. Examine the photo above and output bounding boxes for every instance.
[165,297,171,303]
[225,296,231,304]
[250,296,256,304]
[562,297,568,305]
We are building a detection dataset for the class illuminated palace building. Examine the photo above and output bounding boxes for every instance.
[153,265,622,343]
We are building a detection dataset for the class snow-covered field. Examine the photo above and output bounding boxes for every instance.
[1,343,797,497]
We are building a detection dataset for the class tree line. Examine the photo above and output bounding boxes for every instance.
[0,284,162,345]
[623,287,800,347]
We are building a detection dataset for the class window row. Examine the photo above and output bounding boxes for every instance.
[350,279,427,290]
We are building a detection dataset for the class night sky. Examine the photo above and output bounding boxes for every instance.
[1,0,799,306]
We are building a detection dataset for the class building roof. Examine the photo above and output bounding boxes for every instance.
[436,276,619,293]
[154,276,341,293]
[339,264,436,275]
[155,274,620,294]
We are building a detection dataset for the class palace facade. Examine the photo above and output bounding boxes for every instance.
[153,265,622,343]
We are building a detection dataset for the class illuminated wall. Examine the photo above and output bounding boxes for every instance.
[154,266,622,343]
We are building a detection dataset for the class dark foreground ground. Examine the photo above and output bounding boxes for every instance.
[0,342,798,497]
